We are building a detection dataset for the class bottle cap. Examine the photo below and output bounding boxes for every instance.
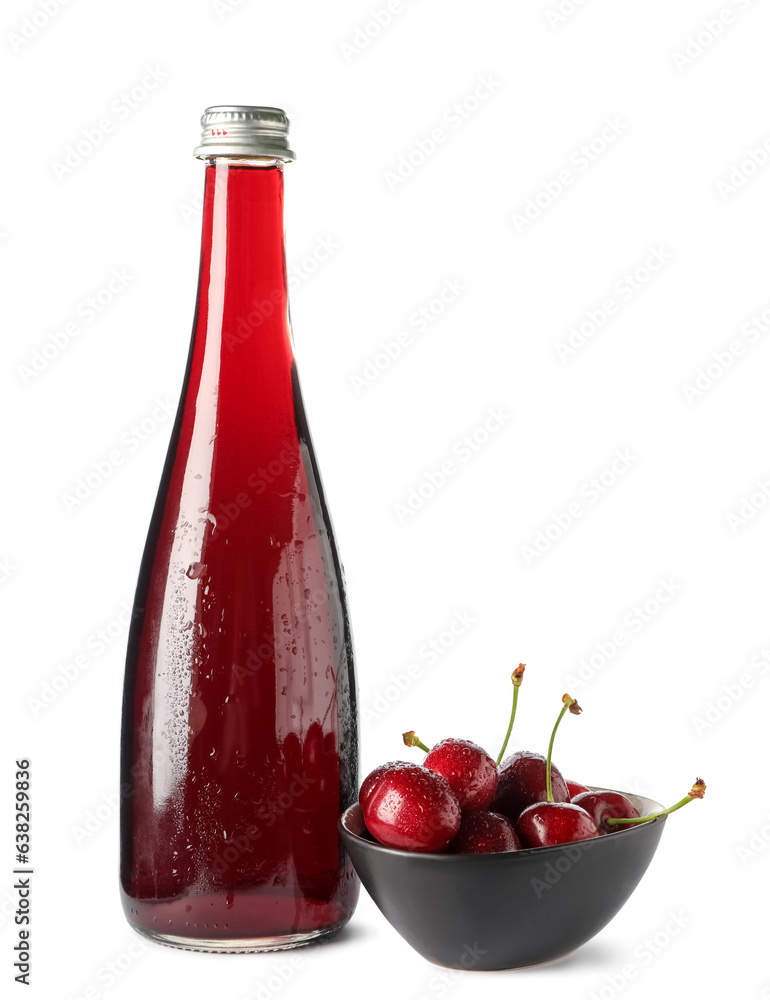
[193,106,295,161]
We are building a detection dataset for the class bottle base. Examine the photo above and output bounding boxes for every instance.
[120,878,358,953]
[130,918,349,954]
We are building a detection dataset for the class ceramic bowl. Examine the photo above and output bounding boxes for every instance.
[339,787,666,970]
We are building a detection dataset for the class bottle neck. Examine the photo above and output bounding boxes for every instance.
[195,157,292,361]
[180,156,296,474]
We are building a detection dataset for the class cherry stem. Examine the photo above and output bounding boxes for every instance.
[604,779,706,827]
[402,731,431,753]
[546,693,581,802]
[496,663,525,766]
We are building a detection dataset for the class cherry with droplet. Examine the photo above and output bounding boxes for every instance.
[359,761,461,853]
[571,790,640,833]
[404,733,498,811]
[516,801,599,848]
[492,751,570,821]
[448,810,521,854]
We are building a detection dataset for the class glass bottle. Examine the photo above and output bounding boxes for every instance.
[119,106,359,951]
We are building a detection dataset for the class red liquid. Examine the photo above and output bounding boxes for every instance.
[120,160,359,949]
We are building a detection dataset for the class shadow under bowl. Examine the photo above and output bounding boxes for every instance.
[339,787,666,971]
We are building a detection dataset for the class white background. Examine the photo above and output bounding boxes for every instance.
[3,0,769,997]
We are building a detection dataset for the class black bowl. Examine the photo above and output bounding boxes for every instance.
[339,787,666,970]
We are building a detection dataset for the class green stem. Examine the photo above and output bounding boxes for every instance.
[496,664,525,766]
[496,685,519,766]
[402,731,431,753]
[546,703,570,802]
[605,780,705,826]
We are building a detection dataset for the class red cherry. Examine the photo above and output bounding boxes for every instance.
[448,810,521,854]
[359,762,388,811]
[359,761,461,852]
[567,779,590,799]
[571,790,641,833]
[515,801,599,848]
[492,750,569,821]
[423,738,498,810]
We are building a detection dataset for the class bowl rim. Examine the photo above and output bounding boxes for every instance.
[339,785,666,860]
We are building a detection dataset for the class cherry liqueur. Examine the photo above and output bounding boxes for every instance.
[120,106,359,951]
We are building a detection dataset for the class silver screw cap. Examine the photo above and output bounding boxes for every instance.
[193,106,295,161]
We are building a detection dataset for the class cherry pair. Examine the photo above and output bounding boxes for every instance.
[361,735,499,853]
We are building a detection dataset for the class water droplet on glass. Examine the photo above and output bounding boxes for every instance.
[186,562,206,580]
